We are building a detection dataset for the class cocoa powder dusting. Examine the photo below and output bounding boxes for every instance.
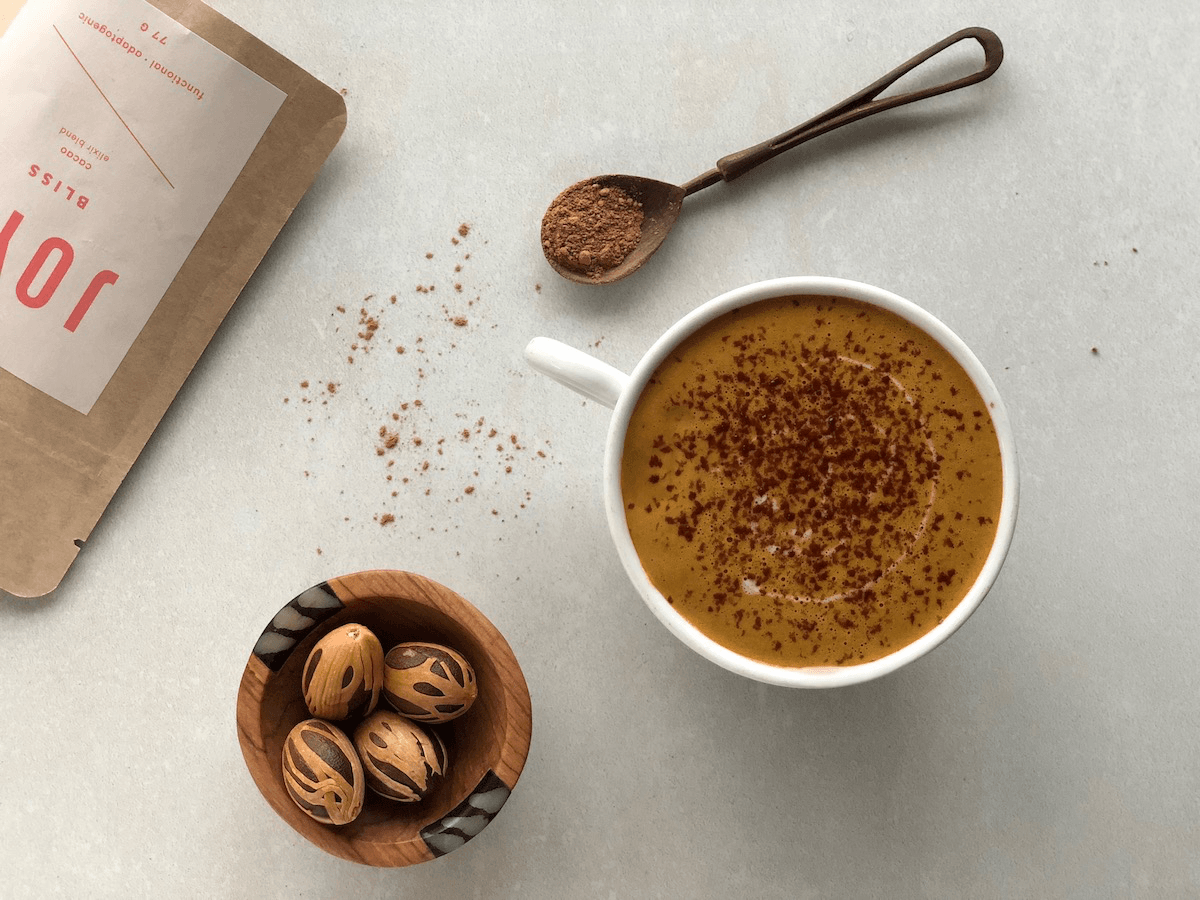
[621,295,1004,668]
[285,221,552,537]
[541,180,643,279]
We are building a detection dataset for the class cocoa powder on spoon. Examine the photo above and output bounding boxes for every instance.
[540,179,644,280]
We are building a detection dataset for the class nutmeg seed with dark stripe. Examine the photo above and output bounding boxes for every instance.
[383,642,478,724]
[352,709,448,802]
[302,623,384,721]
[281,719,365,825]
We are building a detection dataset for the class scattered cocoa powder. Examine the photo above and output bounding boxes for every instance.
[541,179,643,279]
[285,222,553,528]
[358,311,380,343]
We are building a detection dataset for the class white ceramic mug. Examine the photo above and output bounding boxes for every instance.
[526,276,1019,688]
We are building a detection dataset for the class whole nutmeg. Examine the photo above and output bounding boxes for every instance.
[281,719,365,826]
[302,623,384,720]
[353,709,449,802]
[383,641,478,723]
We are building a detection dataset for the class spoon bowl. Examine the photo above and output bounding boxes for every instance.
[540,174,685,284]
[541,27,1003,286]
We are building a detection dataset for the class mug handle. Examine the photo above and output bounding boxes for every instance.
[524,337,630,409]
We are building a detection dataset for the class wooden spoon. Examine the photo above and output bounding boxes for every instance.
[541,27,1004,285]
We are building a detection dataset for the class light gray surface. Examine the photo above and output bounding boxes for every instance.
[2,1,1198,897]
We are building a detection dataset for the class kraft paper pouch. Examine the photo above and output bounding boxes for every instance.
[0,0,346,596]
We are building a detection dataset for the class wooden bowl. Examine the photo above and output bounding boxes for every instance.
[236,570,533,866]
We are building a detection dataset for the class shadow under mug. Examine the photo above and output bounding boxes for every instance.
[526,276,1019,688]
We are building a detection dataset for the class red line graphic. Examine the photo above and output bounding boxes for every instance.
[53,25,174,189]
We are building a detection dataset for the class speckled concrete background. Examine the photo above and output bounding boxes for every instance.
[2,0,1197,896]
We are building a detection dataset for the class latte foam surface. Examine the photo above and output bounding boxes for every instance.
[621,295,1004,667]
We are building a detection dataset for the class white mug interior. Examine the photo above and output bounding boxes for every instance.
[532,276,1019,688]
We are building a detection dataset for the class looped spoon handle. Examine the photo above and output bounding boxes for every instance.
[681,27,1004,195]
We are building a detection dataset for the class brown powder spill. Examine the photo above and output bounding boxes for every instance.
[358,310,380,346]
[541,180,643,279]
[286,224,552,527]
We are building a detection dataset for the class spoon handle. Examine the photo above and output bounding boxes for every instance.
[682,27,1004,195]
